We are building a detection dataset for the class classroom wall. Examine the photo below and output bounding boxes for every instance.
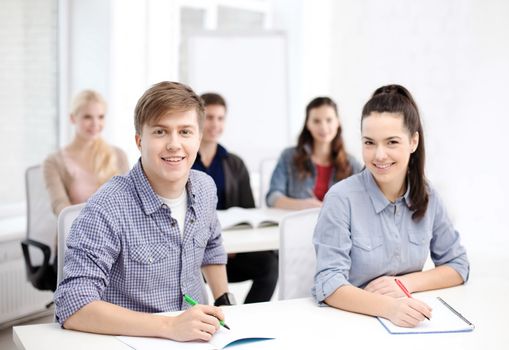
[329,0,509,248]
[61,0,508,248]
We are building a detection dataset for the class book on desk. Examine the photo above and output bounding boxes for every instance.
[117,325,275,349]
[217,207,290,230]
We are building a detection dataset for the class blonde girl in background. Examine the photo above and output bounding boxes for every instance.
[43,90,129,215]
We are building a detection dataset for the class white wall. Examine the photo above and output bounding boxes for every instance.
[329,0,509,247]
[62,0,508,248]
[63,0,180,165]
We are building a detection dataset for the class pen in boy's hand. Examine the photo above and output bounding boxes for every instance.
[183,294,231,330]
[394,279,430,321]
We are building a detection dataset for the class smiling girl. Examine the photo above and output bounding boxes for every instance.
[43,90,129,215]
[266,97,362,210]
[312,85,469,327]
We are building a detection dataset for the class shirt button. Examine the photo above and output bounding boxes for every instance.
[190,218,195,224]
[171,221,176,227]
[148,257,154,264]
[162,204,168,209]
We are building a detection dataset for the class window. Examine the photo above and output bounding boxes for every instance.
[0,0,58,218]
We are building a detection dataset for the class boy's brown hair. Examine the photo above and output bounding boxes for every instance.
[134,81,205,134]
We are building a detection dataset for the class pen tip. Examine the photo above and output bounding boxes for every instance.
[223,324,231,330]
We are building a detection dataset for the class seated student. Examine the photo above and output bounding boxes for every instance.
[313,84,470,327]
[43,89,129,216]
[266,97,362,210]
[54,82,233,342]
[192,93,278,303]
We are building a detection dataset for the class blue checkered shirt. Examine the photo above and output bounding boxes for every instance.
[54,160,227,325]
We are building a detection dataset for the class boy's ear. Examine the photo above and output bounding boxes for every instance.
[135,134,142,150]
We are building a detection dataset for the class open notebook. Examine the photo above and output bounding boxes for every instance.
[117,326,275,350]
[216,207,290,230]
[377,296,475,334]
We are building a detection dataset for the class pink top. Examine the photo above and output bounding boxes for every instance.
[61,151,100,205]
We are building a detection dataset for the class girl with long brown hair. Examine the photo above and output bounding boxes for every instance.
[266,97,362,210]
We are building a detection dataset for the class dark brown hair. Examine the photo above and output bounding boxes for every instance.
[294,97,352,181]
[361,84,428,221]
[134,81,205,134]
[200,92,227,110]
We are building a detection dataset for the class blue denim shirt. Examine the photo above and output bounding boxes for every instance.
[312,169,470,303]
[266,146,363,207]
[54,160,227,325]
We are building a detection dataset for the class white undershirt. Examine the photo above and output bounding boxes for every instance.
[158,190,187,237]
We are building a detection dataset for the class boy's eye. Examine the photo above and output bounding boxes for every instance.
[363,140,373,145]
[153,129,165,135]
[180,129,192,135]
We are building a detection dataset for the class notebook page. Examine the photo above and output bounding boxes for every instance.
[378,296,474,334]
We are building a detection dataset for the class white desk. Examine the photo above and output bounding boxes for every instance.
[221,226,279,253]
[13,276,509,350]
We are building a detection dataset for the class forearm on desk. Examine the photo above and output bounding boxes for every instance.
[272,196,322,210]
[399,265,464,294]
[202,264,229,299]
[325,285,395,319]
[63,300,174,338]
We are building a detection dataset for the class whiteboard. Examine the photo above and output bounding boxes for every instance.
[187,33,289,172]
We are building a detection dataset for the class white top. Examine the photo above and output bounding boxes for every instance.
[158,191,187,237]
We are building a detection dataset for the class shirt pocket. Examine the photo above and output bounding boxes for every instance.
[192,228,209,268]
[407,230,432,265]
[350,231,384,278]
[351,232,383,251]
[128,244,170,291]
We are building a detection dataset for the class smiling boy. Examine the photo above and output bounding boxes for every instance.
[54,82,231,342]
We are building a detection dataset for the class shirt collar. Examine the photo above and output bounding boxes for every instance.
[195,144,229,167]
[132,158,197,215]
[215,143,228,158]
[362,169,411,214]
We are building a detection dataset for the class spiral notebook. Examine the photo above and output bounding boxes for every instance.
[377,296,475,334]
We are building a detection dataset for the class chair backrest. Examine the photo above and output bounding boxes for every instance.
[25,165,57,264]
[259,157,277,208]
[57,203,85,286]
[278,208,320,300]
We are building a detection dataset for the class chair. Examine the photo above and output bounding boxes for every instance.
[278,208,320,300]
[258,157,277,208]
[56,203,85,286]
[20,165,58,291]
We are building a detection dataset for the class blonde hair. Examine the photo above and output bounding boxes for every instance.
[71,90,122,185]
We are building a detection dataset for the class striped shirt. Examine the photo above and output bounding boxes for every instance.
[54,160,227,325]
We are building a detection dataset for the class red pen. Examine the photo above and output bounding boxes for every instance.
[394,278,430,320]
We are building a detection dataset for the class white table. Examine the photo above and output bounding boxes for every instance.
[221,226,279,253]
[13,275,509,350]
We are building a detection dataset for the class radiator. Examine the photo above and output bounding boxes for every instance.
[0,239,53,325]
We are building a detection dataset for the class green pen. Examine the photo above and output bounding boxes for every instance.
[183,294,231,330]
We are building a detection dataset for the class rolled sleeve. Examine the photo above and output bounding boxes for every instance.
[430,193,470,282]
[312,191,353,303]
[202,214,227,266]
[54,203,120,325]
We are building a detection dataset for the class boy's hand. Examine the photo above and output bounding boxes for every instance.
[162,305,225,341]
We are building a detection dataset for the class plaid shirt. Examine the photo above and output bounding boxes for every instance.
[54,160,227,325]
